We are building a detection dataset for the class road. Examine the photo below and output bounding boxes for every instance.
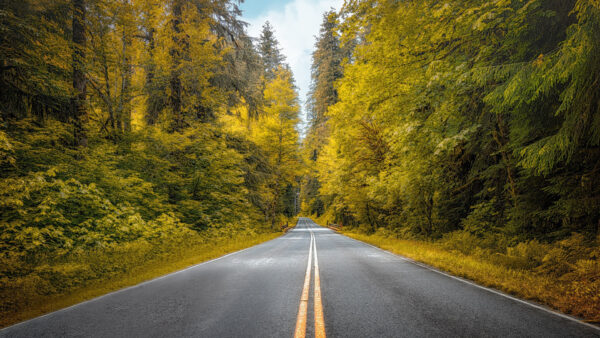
[2,218,599,337]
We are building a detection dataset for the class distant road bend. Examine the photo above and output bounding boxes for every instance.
[2,218,599,337]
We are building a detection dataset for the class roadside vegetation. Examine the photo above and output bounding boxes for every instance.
[1,0,300,327]
[303,1,600,323]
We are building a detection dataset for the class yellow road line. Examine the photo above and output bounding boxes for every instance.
[294,234,313,338]
[313,234,326,338]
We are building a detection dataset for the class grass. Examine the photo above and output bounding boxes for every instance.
[341,230,600,324]
[1,231,281,328]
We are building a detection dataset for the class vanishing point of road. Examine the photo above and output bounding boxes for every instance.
[2,218,599,337]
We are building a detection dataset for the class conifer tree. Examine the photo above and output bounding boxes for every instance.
[257,21,286,80]
[302,10,344,217]
[307,10,342,131]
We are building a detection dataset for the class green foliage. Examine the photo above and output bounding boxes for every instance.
[311,0,600,244]
[301,11,345,218]
[258,21,287,80]
[0,1,71,118]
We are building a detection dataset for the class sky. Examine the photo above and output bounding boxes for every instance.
[239,0,344,129]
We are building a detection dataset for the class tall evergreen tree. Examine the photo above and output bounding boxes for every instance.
[257,21,286,80]
[302,10,344,217]
[307,10,343,131]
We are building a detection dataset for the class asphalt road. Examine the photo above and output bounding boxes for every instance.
[2,218,599,337]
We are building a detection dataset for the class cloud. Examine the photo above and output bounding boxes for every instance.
[243,0,344,129]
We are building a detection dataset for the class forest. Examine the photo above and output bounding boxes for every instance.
[303,0,600,321]
[1,0,301,324]
[1,0,600,327]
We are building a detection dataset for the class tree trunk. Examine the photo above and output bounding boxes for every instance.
[72,0,87,146]
[120,23,132,133]
[101,49,115,132]
[494,113,518,207]
[169,0,183,132]
[145,27,159,125]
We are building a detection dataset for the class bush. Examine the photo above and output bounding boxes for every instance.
[440,231,485,255]
[501,240,550,270]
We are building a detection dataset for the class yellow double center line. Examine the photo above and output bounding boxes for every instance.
[294,230,326,338]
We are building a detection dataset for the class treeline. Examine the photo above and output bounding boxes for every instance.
[302,3,600,317]
[304,0,600,242]
[0,0,301,314]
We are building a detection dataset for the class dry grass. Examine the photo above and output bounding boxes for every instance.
[1,231,280,328]
[343,231,600,324]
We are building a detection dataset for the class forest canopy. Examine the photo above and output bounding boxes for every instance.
[304,0,600,242]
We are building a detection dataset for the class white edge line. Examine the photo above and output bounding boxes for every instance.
[1,232,286,331]
[335,231,600,332]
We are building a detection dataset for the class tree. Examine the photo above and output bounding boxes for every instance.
[136,0,164,126]
[251,67,301,226]
[168,0,184,131]
[257,21,286,80]
[0,0,71,121]
[302,10,344,217]
[307,10,343,131]
[72,0,87,146]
